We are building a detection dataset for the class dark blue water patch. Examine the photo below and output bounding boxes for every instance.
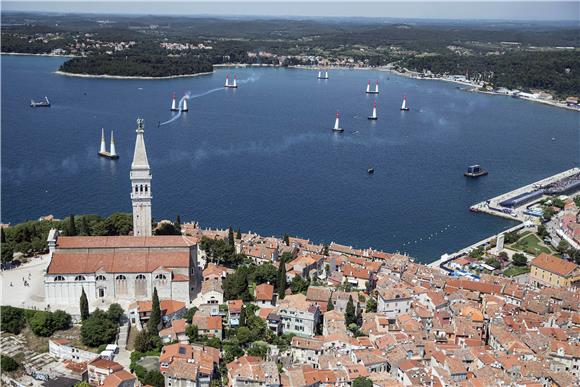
[2,55,578,263]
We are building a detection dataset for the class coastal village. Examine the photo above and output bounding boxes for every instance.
[2,118,580,387]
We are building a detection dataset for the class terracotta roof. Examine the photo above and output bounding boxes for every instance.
[254,283,274,301]
[89,358,123,372]
[48,250,190,274]
[306,286,331,302]
[56,235,196,248]
[135,299,185,315]
[102,370,135,387]
[531,253,578,277]
[227,300,243,314]
[165,359,199,380]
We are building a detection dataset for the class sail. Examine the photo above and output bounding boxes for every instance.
[100,128,106,153]
[110,131,117,157]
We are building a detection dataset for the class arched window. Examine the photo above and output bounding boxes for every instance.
[145,185,148,192]
[74,275,86,281]
[135,185,138,193]
[96,275,106,281]
[116,275,127,281]
[136,274,146,280]
[54,275,65,282]
[140,185,143,192]
[155,274,167,280]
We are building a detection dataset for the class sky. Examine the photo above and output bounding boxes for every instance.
[2,1,579,21]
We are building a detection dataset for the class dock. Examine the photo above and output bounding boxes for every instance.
[470,167,580,223]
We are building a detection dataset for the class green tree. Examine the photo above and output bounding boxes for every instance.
[134,329,159,352]
[228,226,235,249]
[74,382,91,387]
[485,258,501,270]
[223,341,244,363]
[186,324,199,342]
[366,297,377,313]
[80,288,89,321]
[143,370,165,387]
[148,288,161,334]
[543,207,556,221]
[106,304,124,324]
[0,306,26,334]
[0,355,20,372]
[52,310,72,330]
[247,342,269,358]
[327,295,334,311]
[537,225,549,239]
[184,307,197,324]
[29,312,56,337]
[0,228,5,244]
[67,214,77,236]
[251,263,278,286]
[175,215,181,230]
[512,253,528,267]
[155,222,181,235]
[1,243,14,263]
[223,269,251,301]
[283,233,290,246]
[236,326,252,344]
[290,276,309,294]
[322,244,329,256]
[352,376,373,387]
[81,313,118,347]
[574,196,580,208]
[557,240,570,254]
[345,295,356,326]
[239,305,246,327]
[236,227,241,239]
[277,255,287,300]
[79,217,91,236]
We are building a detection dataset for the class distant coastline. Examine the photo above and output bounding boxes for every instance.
[54,70,214,80]
[1,52,77,58]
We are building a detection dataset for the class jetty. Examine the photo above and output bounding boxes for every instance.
[470,167,580,222]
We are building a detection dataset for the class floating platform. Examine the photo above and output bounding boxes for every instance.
[98,151,119,160]
[464,165,487,177]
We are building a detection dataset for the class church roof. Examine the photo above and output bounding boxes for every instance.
[47,250,190,274]
[56,235,196,249]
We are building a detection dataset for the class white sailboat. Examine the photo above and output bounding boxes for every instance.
[170,92,179,111]
[332,111,343,132]
[181,96,188,112]
[368,100,378,120]
[400,95,410,111]
[225,73,238,88]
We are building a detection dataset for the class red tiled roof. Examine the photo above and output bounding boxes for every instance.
[102,370,135,387]
[532,253,579,277]
[48,251,190,274]
[255,283,274,301]
[56,235,196,248]
[89,358,123,372]
[136,300,186,315]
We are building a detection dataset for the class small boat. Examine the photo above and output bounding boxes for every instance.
[181,96,188,112]
[365,80,379,94]
[170,92,179,112]
[98,128,119,160]
[400,96,410,111]
[332,111,343,132]
[368,167,375,174]
[30,97,50,107]
[225,74,238,88]
[464,165,487,177]
[368,100,378,120]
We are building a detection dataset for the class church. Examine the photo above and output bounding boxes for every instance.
[44,119,199,308]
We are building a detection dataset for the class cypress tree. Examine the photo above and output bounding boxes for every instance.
[148,287,161,335]
[1,228,6,244]
[236,227,241,240]
[175,215,181,228]
[327,294,334,311]
[68,214,77,236]
[79,217,91,236]
[283,233,290,246]
[228,226,235,248]
[277,255,287,300]
[239,304,246,327]
[80,288,89,321]
[345,295,356,326]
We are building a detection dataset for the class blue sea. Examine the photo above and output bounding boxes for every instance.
[2,55,578,262]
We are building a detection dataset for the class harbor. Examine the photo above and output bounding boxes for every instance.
[430,167,580,269]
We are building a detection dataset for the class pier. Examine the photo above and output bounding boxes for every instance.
[470,167,580,223]
[430,167,580,270]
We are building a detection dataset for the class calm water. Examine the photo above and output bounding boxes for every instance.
[2,55,578,262]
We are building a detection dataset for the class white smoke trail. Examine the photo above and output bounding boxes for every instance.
[158,75,260,127]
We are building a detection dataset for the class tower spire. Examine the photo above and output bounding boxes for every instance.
[130,117,152,236]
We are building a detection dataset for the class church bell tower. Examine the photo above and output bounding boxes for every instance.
[130,118,152,236]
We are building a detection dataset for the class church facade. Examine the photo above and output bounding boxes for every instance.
[44,119,198,308]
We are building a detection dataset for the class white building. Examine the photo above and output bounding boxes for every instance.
[43,118,199,309]
[377,288,413,320]
[277,294,320,337]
